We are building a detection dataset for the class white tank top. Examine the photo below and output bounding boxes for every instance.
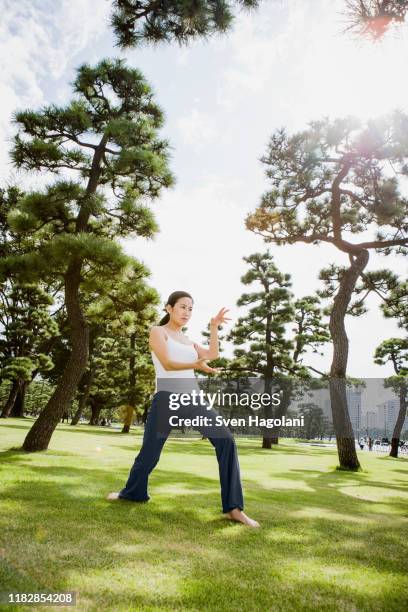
[151,333,198,384]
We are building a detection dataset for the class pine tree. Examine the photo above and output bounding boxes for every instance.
[227,252,329,447]
[297,403,326,440]
[102,260,159,433]
[1,187,61,418]
[246,113,408,469]
[88,320,155,427]
[4,58,173,451]
[374,338,408,457]
[0,282,59,418]
[344,0,408,39]
[228,251,294,383]
[268,294,330,444]
[77,258,159,430]
[374,276,408,457]
[110,0,260,47]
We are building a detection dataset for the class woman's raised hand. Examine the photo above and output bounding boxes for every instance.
[210,307,231,328]
[195,358,219,374]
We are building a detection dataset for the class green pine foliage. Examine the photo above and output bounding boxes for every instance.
[111,0,260,47]
[247,114,408,252]
[7,58,173,283]
[0,283,59,382]
[76,259,159,423]
[227,251,329,379]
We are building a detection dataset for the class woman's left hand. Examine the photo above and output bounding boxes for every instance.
[210,307,231,328]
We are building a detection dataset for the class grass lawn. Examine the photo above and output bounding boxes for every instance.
[0,418,407,611]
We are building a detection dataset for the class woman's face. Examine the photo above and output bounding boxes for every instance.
[168,297,193,326]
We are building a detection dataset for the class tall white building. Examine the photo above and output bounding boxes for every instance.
[323,397,331,420]
[346,388,362,433]
[364,410,378,429]
[377,399,408,436]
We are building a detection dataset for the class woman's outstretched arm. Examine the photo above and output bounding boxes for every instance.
[193,307,231,360]
[149,327,217,373]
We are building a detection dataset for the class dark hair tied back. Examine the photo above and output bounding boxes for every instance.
[158,291,193,325]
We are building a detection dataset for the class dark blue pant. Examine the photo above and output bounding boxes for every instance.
[119,391,244,513]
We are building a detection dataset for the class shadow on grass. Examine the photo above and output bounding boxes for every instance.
[1,456,407,610]
[0,421,135,438]
[286,468,408,494]
[113,439,341,460]
[0,429,408,612]
[0,420,342,455]
[0,448,79,461]
[377,455,408,463]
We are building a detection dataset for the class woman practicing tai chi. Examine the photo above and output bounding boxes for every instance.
[107,290,260,528]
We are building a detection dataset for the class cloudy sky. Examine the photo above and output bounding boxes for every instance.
[1,0,408,376]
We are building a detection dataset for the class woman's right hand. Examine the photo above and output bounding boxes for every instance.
[195,358,219,374]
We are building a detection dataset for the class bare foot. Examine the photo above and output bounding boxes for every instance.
[227,508,260,528]
[106,492,120,500]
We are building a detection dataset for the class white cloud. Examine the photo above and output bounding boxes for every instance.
[0,0,111,182]
[216,0,408,127]
[177,109,218,151]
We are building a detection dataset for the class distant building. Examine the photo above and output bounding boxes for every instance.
[364,410,378,429]
[314,388,362,432]
[323,397,331,420]
[376,402,387,434]
[377,399,408,436]
[301,388,332,420]
[346,388,362,433]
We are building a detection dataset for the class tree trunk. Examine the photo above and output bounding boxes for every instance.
[329,249,369,470]
[121,405,134,434]
[71,365,95,426]
[89,400,102,425]
[262,375,274,448]
[1,380,21,418]
[265,380,293,445]
[389,385,407,458]
[22,261,89,451]
[10,380,28,417]
[71,402,84,427]
[122,332,137,433]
